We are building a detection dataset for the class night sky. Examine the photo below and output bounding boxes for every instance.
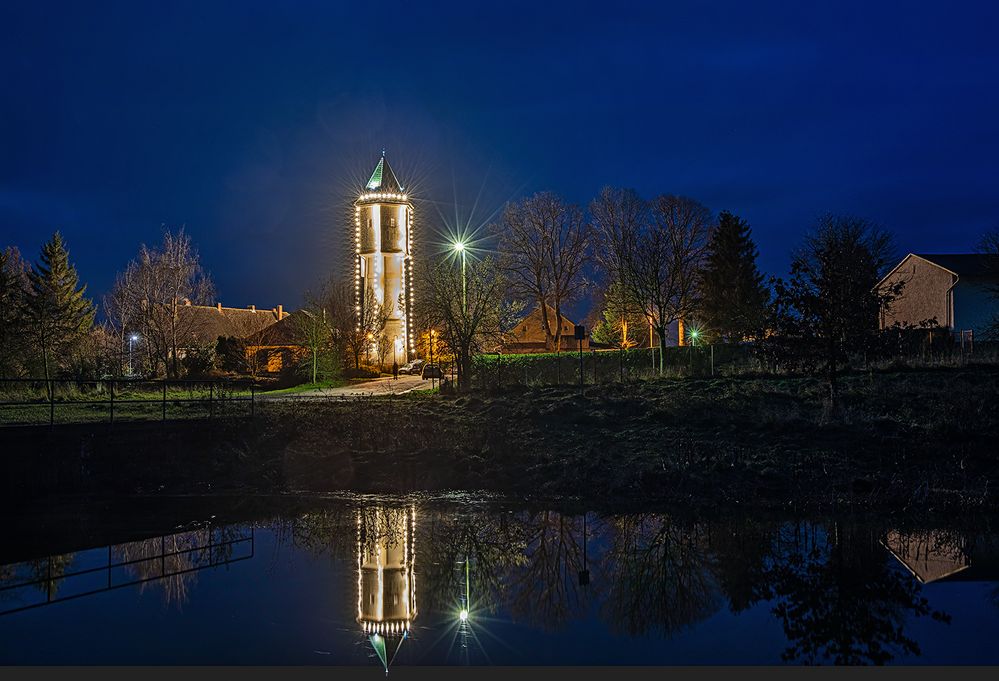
[2,1,998,314]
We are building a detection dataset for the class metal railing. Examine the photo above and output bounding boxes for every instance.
[0,377,257,427]
[0,524,254,616]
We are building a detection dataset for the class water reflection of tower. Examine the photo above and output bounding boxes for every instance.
[356,506,417,672]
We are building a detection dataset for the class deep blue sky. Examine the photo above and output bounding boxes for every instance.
[2,1,998,313]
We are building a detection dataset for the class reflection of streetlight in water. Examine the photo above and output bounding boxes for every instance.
[356,506,417,674]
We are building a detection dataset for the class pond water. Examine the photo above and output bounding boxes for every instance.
[2,497,999,666]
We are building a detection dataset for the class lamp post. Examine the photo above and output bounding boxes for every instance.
[430,329,436,390]
[452,241,466,315]
[128,334,139,376]
[689,328,698,373]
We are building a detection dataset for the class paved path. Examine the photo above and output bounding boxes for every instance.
[258,374,428,400]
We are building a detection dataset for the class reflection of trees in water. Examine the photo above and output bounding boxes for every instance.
[273,507,358,563]
[272,503,968,663]
[503,511,591,630]
[599,515,720,638]
[705,519,774,614]
[114,526,242,608]
[0,554,77,602]
[417,508,528,618]
[759,522,950,665]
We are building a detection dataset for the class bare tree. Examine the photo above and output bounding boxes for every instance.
[496,192,591,352]
[346,287,387,369]
[416,255,516,391]
[106,227,215,378]
[594,191,710,373]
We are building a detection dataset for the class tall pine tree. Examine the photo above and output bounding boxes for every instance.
[698,211,769,342]
[23,232,95,383]
[0,247,29,376]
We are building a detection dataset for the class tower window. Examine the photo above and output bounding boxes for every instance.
[390,218,397,227]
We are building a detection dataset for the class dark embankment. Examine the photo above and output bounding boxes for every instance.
[3,368,998,514]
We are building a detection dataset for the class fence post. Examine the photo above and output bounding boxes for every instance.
[250,383,255,418]
[592,349,597,384]
[497,352,502,391]
[109,379,114,425]
[162,379,167,421]
[49,379,54,426]
[209,382,214,420]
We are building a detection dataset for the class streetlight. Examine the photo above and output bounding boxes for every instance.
[429,329,437,390]
[452,240,466,314]
[128,333,139,376]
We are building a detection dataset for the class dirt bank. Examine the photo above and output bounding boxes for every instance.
[3,368,997,514]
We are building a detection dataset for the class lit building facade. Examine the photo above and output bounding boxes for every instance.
[354,153,415,361]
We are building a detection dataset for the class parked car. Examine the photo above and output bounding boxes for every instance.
[399,359,425,375]
[421,364,444,380]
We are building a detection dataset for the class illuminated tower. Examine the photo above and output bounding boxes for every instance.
[354,153,414,361]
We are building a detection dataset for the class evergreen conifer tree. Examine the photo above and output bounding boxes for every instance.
[0,247,29,376]
[698,211,769,341]
[23,232,96,383]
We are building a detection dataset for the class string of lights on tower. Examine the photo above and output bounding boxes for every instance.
[353,152,415,362]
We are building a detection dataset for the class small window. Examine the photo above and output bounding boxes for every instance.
[390,218,397,227]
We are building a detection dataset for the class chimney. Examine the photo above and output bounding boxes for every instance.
[249,304,256,312]
[277,304,284,319]
[217,302,222,313]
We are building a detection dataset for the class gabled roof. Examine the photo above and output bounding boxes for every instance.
[877,252,999,290]
[913,253,999,279]
[512,304,580,331]
[365,152,403,192]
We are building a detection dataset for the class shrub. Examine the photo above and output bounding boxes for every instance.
[344,366,381,379]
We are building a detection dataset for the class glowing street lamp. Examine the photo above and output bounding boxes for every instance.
[128,333,139,376]
[452,240,467,314]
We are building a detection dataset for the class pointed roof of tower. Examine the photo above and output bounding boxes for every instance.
[365,151,404,192]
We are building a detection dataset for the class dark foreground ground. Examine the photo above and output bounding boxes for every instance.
[3,367,998,515]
